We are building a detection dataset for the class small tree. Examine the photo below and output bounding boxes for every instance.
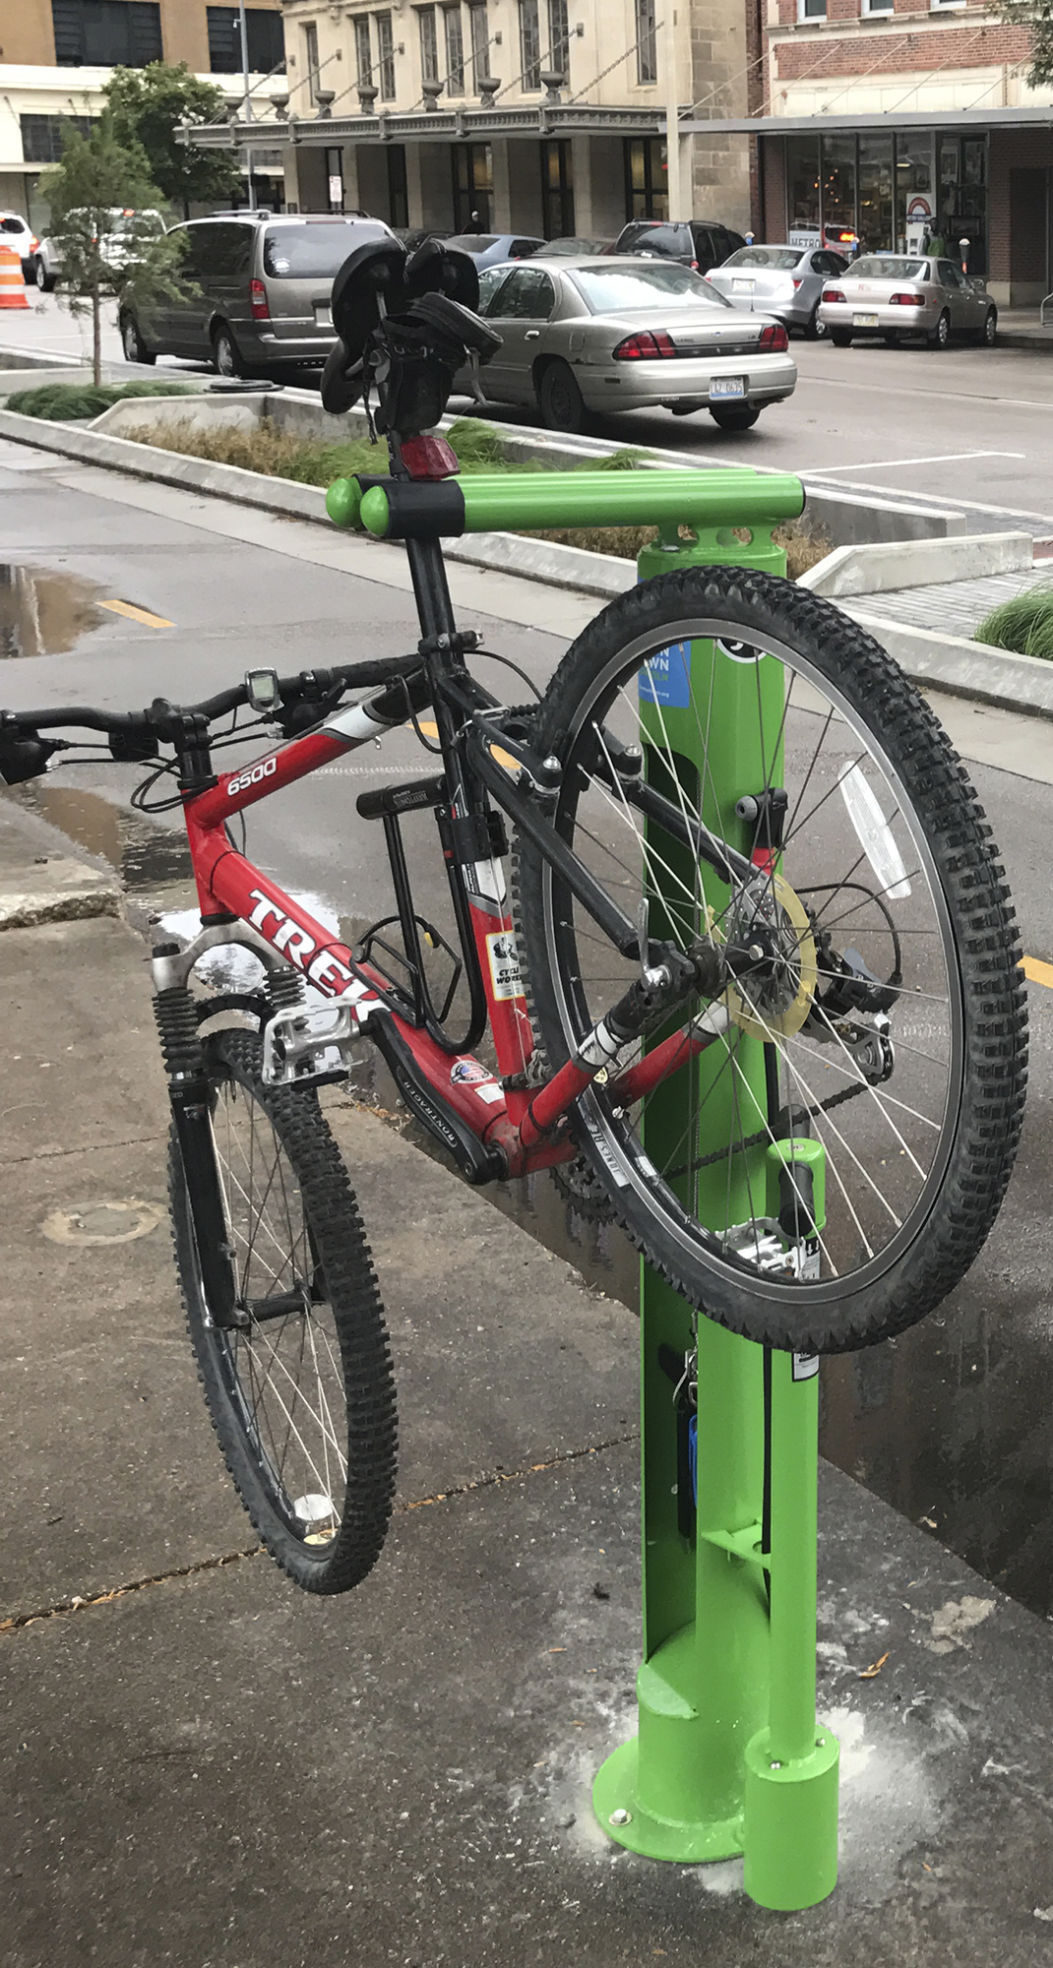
[996,0,1053,84]
[41,118,187,385]
[105,62,243,218]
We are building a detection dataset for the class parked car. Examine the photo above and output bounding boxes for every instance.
[818,254,998,349]
[789,223,859,256]
[542,236,613,256]
[706,243,848,339]
[610,219,746,275]
[444,232,545,271]
[117,212,395,376]
[37,208,167,293]
[465,254,796,434]
[395,226,453,251]
[0,212,41,285]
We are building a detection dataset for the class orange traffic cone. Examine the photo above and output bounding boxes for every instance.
[0,245,29,309]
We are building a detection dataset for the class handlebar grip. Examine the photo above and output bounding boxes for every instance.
[0,733,57,786]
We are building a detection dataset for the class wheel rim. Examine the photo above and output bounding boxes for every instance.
[206,1076,349,1546]
[814,313,827,339]
[937,313,949,346]
[536,614,964,1307]
[122,320,138,359]
[215,334,235,377]
[985,312,996,344]
[36,261,46,291]
[545,367,577,427]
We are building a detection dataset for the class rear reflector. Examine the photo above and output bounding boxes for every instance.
[821,288,846,303]
[613,330,678,359]
[250,278,269,320]
[400,434,460,479]
[758,322,789,352]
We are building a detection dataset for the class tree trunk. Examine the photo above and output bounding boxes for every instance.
[92,276,101,387]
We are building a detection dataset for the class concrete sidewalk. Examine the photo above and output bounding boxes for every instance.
[3,801,1053,1965]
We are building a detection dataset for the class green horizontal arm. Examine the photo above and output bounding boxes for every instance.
[355,469,805,540]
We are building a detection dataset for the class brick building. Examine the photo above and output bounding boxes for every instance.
[681,0,1053,306]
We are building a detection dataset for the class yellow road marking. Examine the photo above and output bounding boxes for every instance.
[1022,955,1053,990]
[418,718,518,774]
[100,598,173,628]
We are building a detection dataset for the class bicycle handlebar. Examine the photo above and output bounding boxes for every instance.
[0,654,425,740]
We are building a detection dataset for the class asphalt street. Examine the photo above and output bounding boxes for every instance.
[10,289,1053,539]
[2,438,1053,1619]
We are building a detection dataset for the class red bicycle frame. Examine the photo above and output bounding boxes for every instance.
[179,691,721,1183]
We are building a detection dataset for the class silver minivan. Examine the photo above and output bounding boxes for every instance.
[118,213,394,376]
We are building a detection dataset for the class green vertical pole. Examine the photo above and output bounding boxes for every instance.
[592,516,839,1909]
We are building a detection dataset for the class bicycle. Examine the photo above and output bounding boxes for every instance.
[0,237,1027,1595]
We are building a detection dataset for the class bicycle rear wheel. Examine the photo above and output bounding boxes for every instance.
[515,565,1027,1353]
[170,1028,396,1592]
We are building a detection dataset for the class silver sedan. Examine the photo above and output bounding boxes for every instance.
[469,255,797,434]
[817,254,998,350]
[706,243,849,339]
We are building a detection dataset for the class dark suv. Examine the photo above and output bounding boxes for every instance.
[612,219,747,275]
[118,213,394,378]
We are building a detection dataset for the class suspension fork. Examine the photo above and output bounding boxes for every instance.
[152,942,243,1330]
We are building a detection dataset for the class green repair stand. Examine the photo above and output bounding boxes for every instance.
[591,512,840,1913]
[328,456,840,1907]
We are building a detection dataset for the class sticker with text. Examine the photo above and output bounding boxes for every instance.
[486,930,523,1002]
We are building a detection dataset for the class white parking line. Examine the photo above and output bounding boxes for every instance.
[803,450,1025,476]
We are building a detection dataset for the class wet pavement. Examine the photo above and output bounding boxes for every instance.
[1,443,1052,1628]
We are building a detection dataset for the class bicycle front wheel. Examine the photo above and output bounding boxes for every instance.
[515,565,1027,1353]
[170,1029,396,1593]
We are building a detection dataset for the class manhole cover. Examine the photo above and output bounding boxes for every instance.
[42,1199,164,1246]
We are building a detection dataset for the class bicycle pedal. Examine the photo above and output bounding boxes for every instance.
[261,1001,364,1088]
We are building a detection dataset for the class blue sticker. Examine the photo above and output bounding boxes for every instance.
[640,640,691,709]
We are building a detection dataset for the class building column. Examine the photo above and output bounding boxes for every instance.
[491,137,512,230]
[572,134,627,239]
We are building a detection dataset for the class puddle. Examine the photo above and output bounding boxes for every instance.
[11,782,193,890]
[0,563,104,657]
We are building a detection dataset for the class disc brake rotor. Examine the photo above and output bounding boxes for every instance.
[715,872,818,1042]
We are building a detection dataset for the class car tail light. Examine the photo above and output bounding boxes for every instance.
[889,291,925,306]
[250,278,269,320]
[613,330,678,360]
[690,260,699,271]
[791,277,803,290]
[30,236,39,253]
[758,322,789,352]
[822,288,846,303]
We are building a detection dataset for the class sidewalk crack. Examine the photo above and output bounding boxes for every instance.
[0,1432,638,1639]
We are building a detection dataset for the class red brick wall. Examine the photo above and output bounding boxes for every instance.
[774,21,1030,78]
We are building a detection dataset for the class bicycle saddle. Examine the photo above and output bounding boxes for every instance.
[321,238,498,426]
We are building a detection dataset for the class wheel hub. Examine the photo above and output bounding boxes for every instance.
[718,872,817,1040]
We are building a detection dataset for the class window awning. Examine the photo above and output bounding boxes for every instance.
[678,104,1053,137]
[185,101,666,149]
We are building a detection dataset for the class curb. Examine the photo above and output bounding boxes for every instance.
[1,405,1049,722]
[0,859,121,931]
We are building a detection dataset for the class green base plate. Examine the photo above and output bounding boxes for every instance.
[592,1738,743,1864]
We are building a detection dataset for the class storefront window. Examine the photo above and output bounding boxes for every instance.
[936,135,988,275]
[452,141,493,228]
[786,134,820,238]
[540,139,574,236]
[821,135,856,238]
[624,136,668,221]
[858,135,893,252]
[893,135,934,249]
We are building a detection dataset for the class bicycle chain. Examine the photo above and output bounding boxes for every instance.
[670,1079,866,1180]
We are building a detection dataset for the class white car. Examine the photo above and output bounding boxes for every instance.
[35,208,167,292]
[0,212,41,285]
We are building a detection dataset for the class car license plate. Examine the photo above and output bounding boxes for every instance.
[852,312,880,328]
[710,377,746,399]
[314,303,332,327]
[732,279,753,292]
